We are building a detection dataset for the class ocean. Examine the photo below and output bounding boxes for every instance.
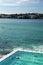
[0,19,43,55]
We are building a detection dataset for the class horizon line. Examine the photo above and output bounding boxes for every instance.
[0,12,43,14]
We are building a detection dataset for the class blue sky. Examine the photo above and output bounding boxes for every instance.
[0,0,43,14]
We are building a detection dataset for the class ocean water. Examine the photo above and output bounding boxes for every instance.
[0,19,43,54]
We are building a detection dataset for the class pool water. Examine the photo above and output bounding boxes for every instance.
[0,51,43,65]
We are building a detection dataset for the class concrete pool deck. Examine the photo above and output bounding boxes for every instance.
[0,48,43,62]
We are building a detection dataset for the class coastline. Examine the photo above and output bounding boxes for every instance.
[0,13,43,19]
[0,48,43,62]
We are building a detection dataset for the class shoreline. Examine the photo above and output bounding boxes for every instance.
[0,13,43,19]
[0,48,43,62]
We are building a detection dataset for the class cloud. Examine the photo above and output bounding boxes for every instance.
[0,0,39,6]
[0,0,28,6]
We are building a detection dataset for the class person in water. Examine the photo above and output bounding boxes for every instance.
[16,56,21,59]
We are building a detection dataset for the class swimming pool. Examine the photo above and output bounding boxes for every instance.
[0,51,43,65]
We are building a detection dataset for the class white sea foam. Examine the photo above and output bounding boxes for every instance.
[0,47,43,62]
[32,45,43,52]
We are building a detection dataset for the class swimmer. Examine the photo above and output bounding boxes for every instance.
[16,56,21,59]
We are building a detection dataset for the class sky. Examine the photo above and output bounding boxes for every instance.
[0,0,43,14]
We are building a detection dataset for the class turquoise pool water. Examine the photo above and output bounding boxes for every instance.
[0,51,43,65]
